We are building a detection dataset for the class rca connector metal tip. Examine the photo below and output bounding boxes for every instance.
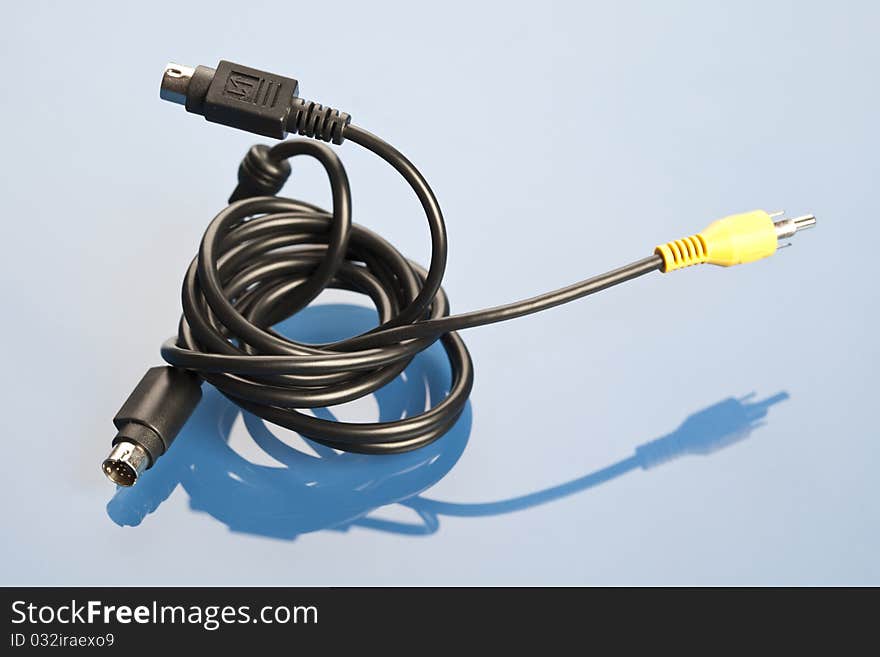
[159,63,195,105]
[102,441,150,487]
[774,214,817,240]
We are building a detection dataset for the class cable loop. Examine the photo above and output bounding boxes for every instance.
[162,137,473,454]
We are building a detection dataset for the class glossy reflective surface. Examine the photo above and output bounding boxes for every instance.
[107,306,475,540]
[107,305,788,542]
[2,1,878,584]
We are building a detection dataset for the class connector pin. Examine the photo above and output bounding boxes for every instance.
[102,441,149,487]
[774,214,817,240]
[159,63,195,106]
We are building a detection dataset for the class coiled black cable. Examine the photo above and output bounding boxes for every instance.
[160,123,663,454]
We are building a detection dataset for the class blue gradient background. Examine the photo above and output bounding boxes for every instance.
[1,0,877,585]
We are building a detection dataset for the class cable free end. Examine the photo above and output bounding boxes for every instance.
[655,210,817,272]
[158,59,350,143]
[101,367,202,488]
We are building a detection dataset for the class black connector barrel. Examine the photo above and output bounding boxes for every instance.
[160,61,350,142]
[103,367,202,486]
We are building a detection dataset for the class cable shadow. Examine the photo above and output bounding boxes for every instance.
[376,390,789,534]
[107,303,788,540]
[107,304,471,539]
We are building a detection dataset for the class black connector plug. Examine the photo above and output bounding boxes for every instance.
[160,61,350,143]
[102,367,202,486]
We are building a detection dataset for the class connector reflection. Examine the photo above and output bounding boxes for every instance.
[107,304,788,539]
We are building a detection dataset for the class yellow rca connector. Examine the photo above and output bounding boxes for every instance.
[655,210,816,272]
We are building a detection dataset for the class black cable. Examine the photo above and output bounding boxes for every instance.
[159,123,662,455]
[102,59,813,487]
[102,60,665,488]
